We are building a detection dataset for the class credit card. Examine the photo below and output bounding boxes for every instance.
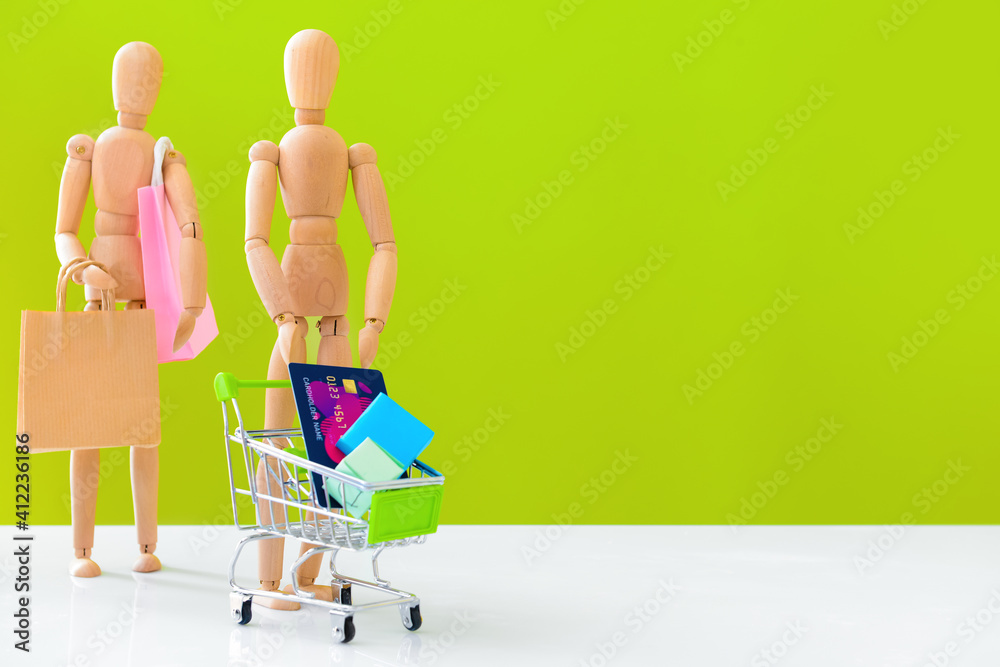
[288,363,387,507]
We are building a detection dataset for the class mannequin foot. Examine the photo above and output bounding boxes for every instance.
[282,582,339,602]
[255,583,301,610]
[133,553,161,573]
[69,557,102,578]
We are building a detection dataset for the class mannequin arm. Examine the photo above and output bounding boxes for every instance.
[163,148,205,351]
[164,148,205,313]
[245,140,297,361]
[349,143,397,369]
[55,134,116,289]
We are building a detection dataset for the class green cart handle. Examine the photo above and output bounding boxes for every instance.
[214,372,292,402]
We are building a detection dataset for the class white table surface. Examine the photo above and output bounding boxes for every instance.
[1,525,998,666]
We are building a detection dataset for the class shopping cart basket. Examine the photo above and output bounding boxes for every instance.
[214,372,445,643]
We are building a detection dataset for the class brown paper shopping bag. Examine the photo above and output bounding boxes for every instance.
[17,259,161,453]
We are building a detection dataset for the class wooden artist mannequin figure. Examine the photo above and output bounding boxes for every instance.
[55,42,206,577]
[245,29,398,609]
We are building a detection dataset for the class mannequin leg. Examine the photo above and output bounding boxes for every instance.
[286,316,351,603]
[131,445,160,572]
[256,317,307,610]
[69,449,101,577]
[69,298,106,577]
[120,299,161,573]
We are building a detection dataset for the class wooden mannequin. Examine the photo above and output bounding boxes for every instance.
[245,29,398,609]
[55,42,206,577]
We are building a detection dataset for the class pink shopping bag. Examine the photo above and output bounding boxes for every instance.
[138,137,218,363]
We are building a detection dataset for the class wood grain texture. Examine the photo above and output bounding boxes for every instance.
[246,244,297,319]
[86,234,144,302]
[94,210,139,237]
[93,127,155,216]
[288,215,338,245]
[283,29,339,110]
[71,449,100,552]
[364,246,397,324]
[179,237,207,310]
[164,150,200,226]
[295,320,352,586]
[349,145,395,246]
[246,158,277,243]
[55,135,94,240]
[112,42,162,116]
[256,319,307,601]
[277,124,348,219]
[281,243,348,317]
[131,446,158,549]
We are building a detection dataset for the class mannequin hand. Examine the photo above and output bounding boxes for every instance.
[76,265,119,291]
[277,318,297,365]
[358,320,382,369]
[172,308,201,353]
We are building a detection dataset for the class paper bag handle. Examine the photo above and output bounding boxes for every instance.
[58,258,115,312]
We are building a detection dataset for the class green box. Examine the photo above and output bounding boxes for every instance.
[367,486,444,544]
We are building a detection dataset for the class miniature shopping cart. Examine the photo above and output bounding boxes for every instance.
[214,372,445,643]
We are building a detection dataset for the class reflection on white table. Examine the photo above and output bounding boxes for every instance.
[1,525,998,666]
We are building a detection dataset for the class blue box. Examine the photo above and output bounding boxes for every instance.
[336,393,434,469]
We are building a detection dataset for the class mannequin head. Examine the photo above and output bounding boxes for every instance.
[112,42,162,125]
[284,29,339,124]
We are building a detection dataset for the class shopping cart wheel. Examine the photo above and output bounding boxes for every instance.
[400,603,422,631]
[337,582,352,606]
[332,613,355,643]
[230,593,253,626]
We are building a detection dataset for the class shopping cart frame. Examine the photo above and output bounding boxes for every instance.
[216,373,444,643]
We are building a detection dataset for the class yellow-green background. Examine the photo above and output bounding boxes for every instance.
[1,0,997,525]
